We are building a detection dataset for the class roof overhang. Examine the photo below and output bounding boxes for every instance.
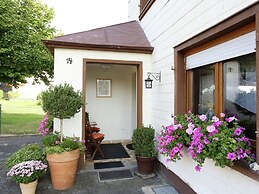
[43,40,154,55]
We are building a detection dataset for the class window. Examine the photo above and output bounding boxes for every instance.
[174,4,259,176]
[190,53,256,140]
[139,0,156,20]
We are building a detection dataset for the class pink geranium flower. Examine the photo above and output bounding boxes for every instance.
[206,125,216,133]
[226,116,237,123]
[234,128,242,136]
[198,114,207,121]
[226,152,236,161]
[212,116,219,122]
[195,165,201,172]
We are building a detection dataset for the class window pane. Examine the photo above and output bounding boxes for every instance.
[192,65,215,118]
[223,53,256,139]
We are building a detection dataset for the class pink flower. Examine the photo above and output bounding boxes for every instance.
[234,128,242,136]
[186,123,195,134]
[212,116,219,122]
[220,113,225,118]
[206,125,216,133]
[173,146,179,153]
[188,123,194,129]
[166,125,175,133]
[186,128,193,135]
[226,116,237,123]
[195,165,201,172]
[203,137,210,145]
[226,152,236,161]
[193,127,201,136]
[55,140,59,145]
[198,114,207,121]
[213,121,222,127]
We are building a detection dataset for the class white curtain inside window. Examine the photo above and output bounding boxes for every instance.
[186,31,256,70]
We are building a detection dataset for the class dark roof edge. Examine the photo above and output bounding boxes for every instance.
[43,40,154,54]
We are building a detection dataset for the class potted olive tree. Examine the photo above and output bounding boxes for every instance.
[40,83,83,190]
[132,125,157,175]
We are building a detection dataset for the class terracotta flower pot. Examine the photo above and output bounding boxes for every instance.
[19,179,38,194]
[46,149,80,190]
[136,156,156,175]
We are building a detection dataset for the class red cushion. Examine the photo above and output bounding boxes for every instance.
[92,133,104,140]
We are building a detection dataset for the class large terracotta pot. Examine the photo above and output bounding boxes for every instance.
[136,156,156,175]
[46,149,80,190]
[19,179,38,194]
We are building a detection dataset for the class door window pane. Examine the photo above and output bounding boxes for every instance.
[192,65,215,119]
[224,53,256,139]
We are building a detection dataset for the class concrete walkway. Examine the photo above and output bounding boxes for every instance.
[0,135,176,194]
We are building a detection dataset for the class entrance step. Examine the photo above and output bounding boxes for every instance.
[142,184,179,194]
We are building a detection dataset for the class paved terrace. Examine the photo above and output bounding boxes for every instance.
[0,135,179,194]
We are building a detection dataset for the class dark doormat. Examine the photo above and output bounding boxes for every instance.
[94,161,124,169]
[98,169,134,182]
[126,143,134,150]
[93,143,130,160]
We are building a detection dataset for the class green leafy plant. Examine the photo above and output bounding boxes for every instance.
[0,0,57,86]
[5,143,46,169]
[5,143,47,184]
[158,112,255,172]
[38,114,85,154]
[132,125,156,157]
[42,131,85,154]
[40,83,82,142]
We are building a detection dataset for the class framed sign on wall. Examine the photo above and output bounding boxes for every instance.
[96,79,112,97]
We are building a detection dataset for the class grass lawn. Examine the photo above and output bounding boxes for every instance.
[0,100,45,134]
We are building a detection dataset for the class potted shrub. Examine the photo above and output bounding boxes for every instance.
[157,112,255,172]
[5,143,48,194]
[40,83,84,190]
[132,125,157,175]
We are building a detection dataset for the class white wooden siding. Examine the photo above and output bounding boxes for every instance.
[128,0,259,193]
[128,0,139,20]
[186,31,256,69]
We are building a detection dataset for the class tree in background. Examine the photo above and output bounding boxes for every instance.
[0,0,58,87]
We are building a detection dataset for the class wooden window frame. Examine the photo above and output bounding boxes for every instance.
[139,0,156,20]
[174,2,259,180]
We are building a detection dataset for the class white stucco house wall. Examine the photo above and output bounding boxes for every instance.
[44,21,153,140]
[44,1,259,193]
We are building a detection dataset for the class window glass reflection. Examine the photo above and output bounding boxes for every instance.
[192,65,215,119]
[224,53,256,139]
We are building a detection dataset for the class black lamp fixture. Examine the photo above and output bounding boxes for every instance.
[145,71,161,89]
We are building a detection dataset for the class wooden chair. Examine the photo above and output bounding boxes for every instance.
[85,124,105,161]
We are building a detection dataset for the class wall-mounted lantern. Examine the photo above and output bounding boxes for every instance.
[145,71,161,89]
